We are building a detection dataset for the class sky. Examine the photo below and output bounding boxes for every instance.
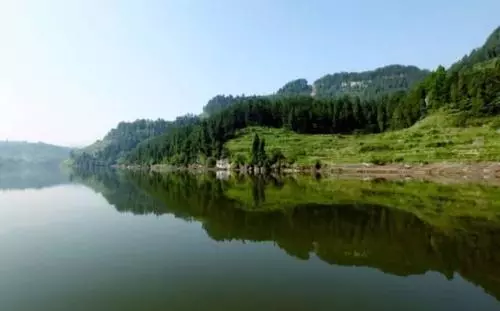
[0,0,499,146]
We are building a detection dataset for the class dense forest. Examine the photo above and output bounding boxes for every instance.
[450,26,500,72]
[202,94,246,116]
[127,93,412,165]
[125,58,500,166]
[71,115,198,167]
[276,79,313,96]
[313,65,430,99]
[202,66,429,116]
[71,26,500,168]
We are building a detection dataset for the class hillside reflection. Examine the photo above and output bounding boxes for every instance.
[0,163,70,190]
[72,169,500,301]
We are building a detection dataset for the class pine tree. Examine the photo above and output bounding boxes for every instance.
[251,134,260,165]
[259,138,266,165]
[376,104,386,132]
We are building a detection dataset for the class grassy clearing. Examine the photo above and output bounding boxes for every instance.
[226,111,500,165]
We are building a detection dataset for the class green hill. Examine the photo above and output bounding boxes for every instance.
[74,119,171,162]
[450,26,500,72]
[203,95,242,116]
[73,26,500,168]
[71,115,199,167]
[203,66,429,116]
[225,110,500,165]
[276,79,313,96]
[123,26,500,167]
[312,65,430,98]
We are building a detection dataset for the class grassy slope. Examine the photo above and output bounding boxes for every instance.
[226,111,500,165]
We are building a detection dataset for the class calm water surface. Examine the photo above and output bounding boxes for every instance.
[1,168,500,311]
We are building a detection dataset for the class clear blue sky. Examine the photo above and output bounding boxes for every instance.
[1,0,499,146]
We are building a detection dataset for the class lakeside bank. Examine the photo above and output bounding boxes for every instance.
[114,161,500,186]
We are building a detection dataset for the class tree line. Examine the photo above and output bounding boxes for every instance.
[71,26,500,168]
[73,58,500,168]
[126,91,421,165]
[313,65,430,99]
[126,55,500,166]
[70,115,199,167]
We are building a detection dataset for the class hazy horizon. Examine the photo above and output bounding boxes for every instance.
[1,0,499,146]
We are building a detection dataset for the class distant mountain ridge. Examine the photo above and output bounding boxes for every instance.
[312,65,430,98]
[0,141,71,165]
[203,65,430,115]
[275,65,430,99]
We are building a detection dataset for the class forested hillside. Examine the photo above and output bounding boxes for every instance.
[450,26,500,72]
[72,26,500,168]
[127,93,410,165]
[203,95,275,116]
[276,79,313,96]
[312,65,430,99]
[202,95,242,116]
[0,141,71,166]
[70,115,198,167]
[203,66,428,116]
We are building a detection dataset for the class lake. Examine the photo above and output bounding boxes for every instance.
[1,168,500,311]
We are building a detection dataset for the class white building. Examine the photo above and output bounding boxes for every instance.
[216,159,230,170]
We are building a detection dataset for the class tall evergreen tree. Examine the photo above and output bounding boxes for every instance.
[259,138,266,165]
[251,134,260,165]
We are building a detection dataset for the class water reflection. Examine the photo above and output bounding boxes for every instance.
[72,169,500,301]
[0,163,70,190]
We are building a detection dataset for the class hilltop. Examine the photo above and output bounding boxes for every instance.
[202,65,429,115]
[312,65,429,98]
[70,115,198,167]
[450,26,500,72]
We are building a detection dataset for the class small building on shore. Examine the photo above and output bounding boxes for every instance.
[216,159,230,170]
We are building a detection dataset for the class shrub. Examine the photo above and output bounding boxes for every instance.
[425,141,452,148]
[489,117,500,129]
[234,153,248,166]
[369,156,389,165]
[315,160,322,170]
[270,149,286,167]
[359,144,392,153]
[408,132,424,138]
[287,154,298,165]
[221,147,231,159]
[393,156,404,163]
[206,157,217,168]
